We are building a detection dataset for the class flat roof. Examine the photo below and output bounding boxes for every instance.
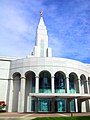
[30,93,90,100]
[0,56,17,61]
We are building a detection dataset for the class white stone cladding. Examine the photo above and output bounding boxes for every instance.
[7,57,90,112]
[0,57,16,103]
[10,57,90,77]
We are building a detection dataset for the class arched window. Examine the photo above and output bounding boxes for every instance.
[80,74,88,93]
[39,70,51,93]
[54,71,66,93]
[25,71,35,112]
[69,72,79,93]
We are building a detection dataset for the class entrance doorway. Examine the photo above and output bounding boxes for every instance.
[31,97,67,112]
[38,98,51,112]
[55,99,66,112]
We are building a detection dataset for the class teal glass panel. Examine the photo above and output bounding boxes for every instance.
[69,89,75,93]
[56,89,65,93]
[39,89,51,93]
[32,87,35,93]
[69,79,75,93]
[39,77,51,93]
[57,99,66,112]
[38,98,51,112]
[70,100,75,112]
[55,78,65,93]
[32,77,35,93]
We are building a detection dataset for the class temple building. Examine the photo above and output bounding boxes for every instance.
[0,11,90,113]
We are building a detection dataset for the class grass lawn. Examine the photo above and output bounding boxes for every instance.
[33,116,90,120]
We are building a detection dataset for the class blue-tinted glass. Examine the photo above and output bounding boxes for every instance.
[55,78,65,93]
[31,99,35,112]
[32,76,35,93]
[55,99,66,112]
[39,72,51,93]
[69,79,75,93]
[38,98,51,112]
[70,100,75,112]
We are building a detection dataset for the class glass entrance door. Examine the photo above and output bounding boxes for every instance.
[55,99,66,112]
[70,100,75,112]
[31,97,67,113]
[38,98,51,112]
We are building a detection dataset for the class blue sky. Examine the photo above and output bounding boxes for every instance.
[0,0,90,63]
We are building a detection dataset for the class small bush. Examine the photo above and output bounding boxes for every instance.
[0,101,6,112]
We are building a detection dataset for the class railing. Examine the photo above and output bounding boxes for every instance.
[39,89,51,93]
[55,89,65,93]
[69,89,75,93]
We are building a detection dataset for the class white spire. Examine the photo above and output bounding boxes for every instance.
[38,17,45,27]
[31,10,52,57]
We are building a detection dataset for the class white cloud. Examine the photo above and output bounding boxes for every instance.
[0,0,90,63]
[0,0,40,57]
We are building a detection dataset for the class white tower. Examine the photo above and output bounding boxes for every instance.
[32,10,52,57]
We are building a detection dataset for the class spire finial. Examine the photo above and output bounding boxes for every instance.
[40,9,43,17]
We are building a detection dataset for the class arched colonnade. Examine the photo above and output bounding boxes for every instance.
[11,70,90,112]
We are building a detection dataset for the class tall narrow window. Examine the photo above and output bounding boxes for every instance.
[54,72,66,93]
[40,39,44,57]
[39,71,51,93]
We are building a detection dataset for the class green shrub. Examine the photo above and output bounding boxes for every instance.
[0,101,6,112]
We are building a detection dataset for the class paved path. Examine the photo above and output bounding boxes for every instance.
[0,112,90,120]
[0,113,36,120]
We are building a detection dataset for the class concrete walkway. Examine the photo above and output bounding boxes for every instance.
[0,112,90,120]
[0,113,36,120]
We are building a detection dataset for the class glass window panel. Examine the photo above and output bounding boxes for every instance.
[70,100,75,112]
[38,98,51,112]
[55,73,65,93]
[39,71,51,93]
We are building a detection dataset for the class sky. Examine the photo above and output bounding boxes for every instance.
[0,0,90,63]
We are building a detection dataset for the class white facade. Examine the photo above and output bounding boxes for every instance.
[0,57,16,103]
[0,11,90,113]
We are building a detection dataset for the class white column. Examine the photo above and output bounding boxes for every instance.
[86,80,89,94]
[35,76,39,93]
[51,76,54,93]
[81,101,86,112]
[78,79,81,94]
[7,78,13,112]
[66,77,69,93]
[75,99,78,112]
[88,80,90,94]
[27,96,31,112]
[18,76,25,112]
[81,79,84,94]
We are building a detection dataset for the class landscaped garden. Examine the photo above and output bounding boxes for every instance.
[33,116,90,120]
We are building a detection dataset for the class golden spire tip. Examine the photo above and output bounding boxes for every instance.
[40,9,43,17]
